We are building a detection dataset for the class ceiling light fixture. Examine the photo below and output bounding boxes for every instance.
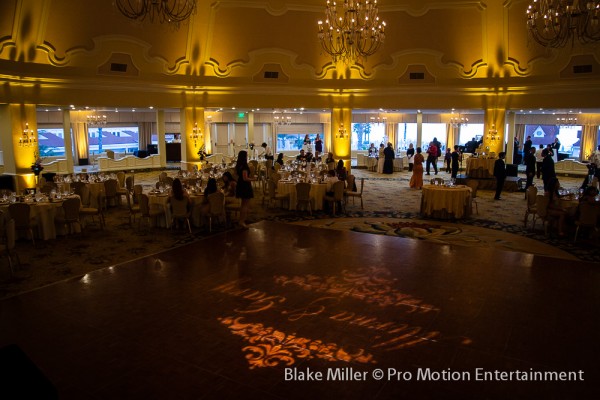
[115,0,196,25]
[317,0,387,63]
[526,0,600,47]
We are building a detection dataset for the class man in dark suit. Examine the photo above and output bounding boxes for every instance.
[493,152,507,200]
[523,135,532,163]
[524,147,536,190]
[541,148,556,192]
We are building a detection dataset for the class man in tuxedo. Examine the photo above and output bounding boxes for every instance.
[493,152,507,200]
[524,147,536,190]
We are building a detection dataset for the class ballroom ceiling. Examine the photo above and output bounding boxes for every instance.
[2,0,600,113]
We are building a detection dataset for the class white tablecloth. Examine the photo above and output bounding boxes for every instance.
[277,182,328,210]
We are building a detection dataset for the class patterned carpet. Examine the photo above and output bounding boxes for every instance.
[1,165,597,299]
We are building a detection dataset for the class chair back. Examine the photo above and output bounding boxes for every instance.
[170,197,190,218]
[139,193,150,216]
[159,172,168,182]
[296,182,311,201]
[577,202,599,227]
[346,174,356,191]
[535,195,549,219]
[208,192,225,215]
[116,171,125,188]
[267,180,278,200]
[358,177,364,194]
[133,185,143,204]
[332,180,345,201]
[106,150,115,159]
[8,203,31,229]
[104,179,118,196]
[270,172,281,184]
[274,163,281,172]
[465,180,479,199]
[526,185,538,210]
[62,197,81,221]
[125,176,134,192]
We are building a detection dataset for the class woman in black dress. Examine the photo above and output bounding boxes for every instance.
[314,134,323,157]
[383,142,395,174]
[235,150,255,228]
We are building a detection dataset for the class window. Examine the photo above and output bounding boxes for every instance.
[351,122,386,150]
[276,133,320,151]
[422,123,447,151]
[88,126,139,155]
[396,123,417,150]
[458,124,484,146]
[37,128,66,156]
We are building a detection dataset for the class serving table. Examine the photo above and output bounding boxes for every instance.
[420,184,472,219]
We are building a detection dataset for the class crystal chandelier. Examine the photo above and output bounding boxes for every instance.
[449,110,468,128]
[87,113,107,127]
[115,0,196,25]
[556,111,579,126]
[526,0,600,47]
[18,122,36,147]
[273,111,292,126]
[189,122,203,147]
[317,0,387,63]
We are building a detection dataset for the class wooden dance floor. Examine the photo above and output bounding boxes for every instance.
[0,221,598,399]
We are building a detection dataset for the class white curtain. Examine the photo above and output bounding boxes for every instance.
[446,124,458,150]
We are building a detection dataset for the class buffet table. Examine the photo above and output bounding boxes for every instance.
[466,157,496,178]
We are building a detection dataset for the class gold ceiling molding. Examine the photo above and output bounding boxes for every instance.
[384,0,486,17]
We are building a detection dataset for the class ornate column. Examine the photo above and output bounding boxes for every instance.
[330,108,352,170]
[156,110,167,168]
[181,107,205,171]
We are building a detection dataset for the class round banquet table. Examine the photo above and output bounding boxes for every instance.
[147,192,206,227]
[420,184,472,219]
[466,157,496,179]
[277,181,328,211]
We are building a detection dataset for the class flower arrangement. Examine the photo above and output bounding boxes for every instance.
[31,151,44,175]
[197,144,208,161]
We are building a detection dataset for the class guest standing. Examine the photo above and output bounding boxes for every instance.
[368,143,377,157]
[535,144,544,179]
[523,135,533,161]
[235,150,255,228]
[314,134,323,157]
[550,137,560,163]
[406,143,415,172]
[425,142,438,175]
[444,148,452,173]
[409,147,425,189]
[493,152,507,200]
[541,148,556,192]
[450,145,460,179]
[524,147,536,190]
[383,142,395,174]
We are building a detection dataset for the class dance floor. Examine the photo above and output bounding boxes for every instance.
[0,221,598,399]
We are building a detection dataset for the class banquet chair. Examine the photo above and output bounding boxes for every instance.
[125,189,141,226]
[8,203,36,246]
[79,192,105,230]
[295,182,313,215]
[70,181,87,201]
[56,197,82,236]
[267,179,289,209]
[324,180,345,215]
[169,197,192,233]
[138,193,166,230]
[115,172,128,204]
[346,174,356,192]
[0,218,19,277]
[207,192,226,232]
[523,185,538,229]
[574,202,599,242]
[345,177,365,209]
[225,199,241,227]
[125,176,134,193]
[103,179,119,207]
[534,195,552,236]
[465,180,479,215]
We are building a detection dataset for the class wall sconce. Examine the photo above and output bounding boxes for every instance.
[18,122,36,147]
[486,124,498,141]
[190,122,203,147]
[336,123,348,139]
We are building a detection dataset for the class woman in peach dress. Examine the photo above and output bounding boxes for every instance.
[409,147,425,189]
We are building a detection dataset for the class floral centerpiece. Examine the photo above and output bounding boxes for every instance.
[31,151,44,175]
[197,144,208,161]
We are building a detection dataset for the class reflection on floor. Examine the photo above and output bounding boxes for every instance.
[0,221,598,399]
